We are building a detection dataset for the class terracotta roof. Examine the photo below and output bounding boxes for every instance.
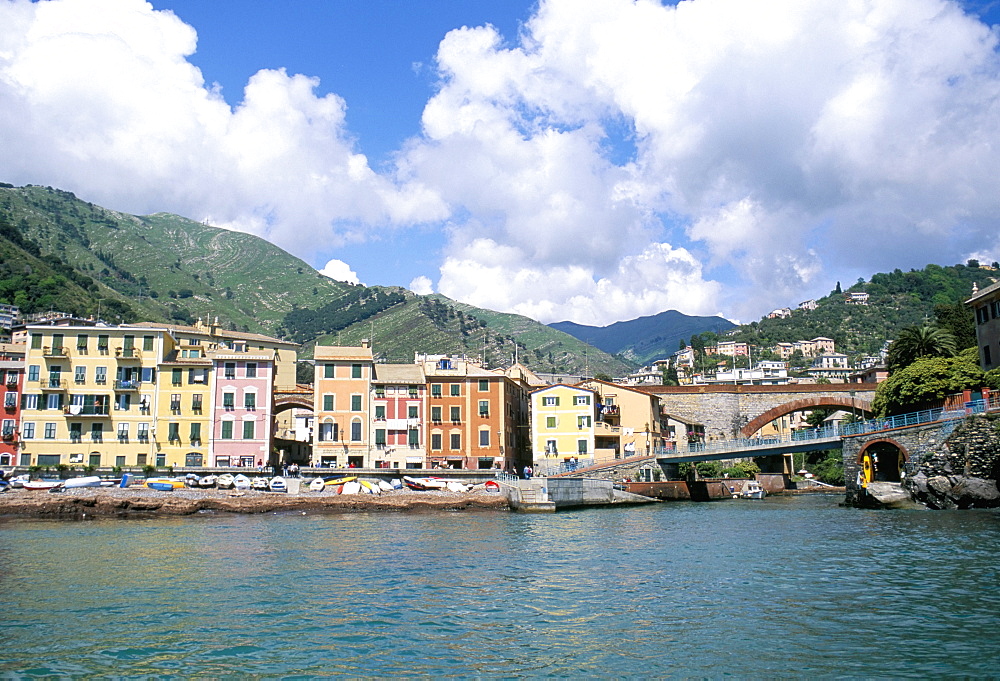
[314,345,373,361]
[373,364,425,384]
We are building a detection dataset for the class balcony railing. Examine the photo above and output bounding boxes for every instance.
[42,346,67,358]
[114,379,141,390]
[65,405,110,416]
[42,378,67,390]
[116,347,139,359]
[5,377,18,388]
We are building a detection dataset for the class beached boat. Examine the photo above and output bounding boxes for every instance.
[740,480,766,499]
[309,477,326,491]
[341,480,362,495]
[323,476,357,486]
[146,481,176,491]
[446,481,469,493]
[403,476,448,491]
[269,477,287,493]
[358,479,379,494]
[251,477,269,490]
[377,480,393,492]
[145,478,185,490]
[184,474,200,488]
[198,475,217,488]
[119,473,132,488]
[233,474,251,491]
[63,476,103,489]
[216,473,235,489]
[389,478,403,489]
[22,479,63,491]
[10,474,29,489]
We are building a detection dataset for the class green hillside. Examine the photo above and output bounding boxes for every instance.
[0,183,629,377]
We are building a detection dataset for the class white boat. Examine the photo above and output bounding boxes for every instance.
[446,481,469,493]
[63,476,103,489]
[198,475,217,488]
[740,480,766,499]
[309,477,326,492]
[389,478,403,489]
[233,474,251,491]
[216,473,235,489]
[377,480,394,492]
[251,477,269,490]
[269,477,287,493]
[10,474,29,489]
[22,479,63,491]
[341,480,362,495]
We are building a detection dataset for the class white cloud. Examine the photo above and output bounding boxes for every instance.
[408,275,434,295]
[0,0,448,256]
[318,259,361,285]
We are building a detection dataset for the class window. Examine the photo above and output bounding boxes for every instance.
[408,386,418,397]
[51,333,63,349]
[168,422,180,443]
[543,396,559,406]
[352,363,362,378]
[992,301,1000,319]
[408,405,418,419]
[189,368,207,384]
[115,394,131,411]
[223,392,235,410]
[37,454,60,466]
[375,386,386,398]
[141,367,156,383]
[986,345,993,367]
[479,379,489,392]
[22,422,35,439]
[246,363,257,378]
[431,384,442,397]
[408,428,419,447]
[28,365,40,382]
[123,335,134,350]
[170,394,181,413]
[578,415,592,428]
[74,366,86,384]
[242,421,255,440]
[431,433,442,450]
[221,421,233,439]
[351,420,362,441]
[90,423,103,442]
[192,393,203,413]
[323,394,334,411]
[375,429,386,447]
[143,335,154,351]
[479,430,490,447]
[450,433,461,450]
[4,392,15,408]
[319,422,338,442]
[224,362,236,379]
[171,368,182,386]
[190,423,201,445]
[977,306,989,324]
[431,406,442,423]
[575,395,591,406]
[324,364,335,378]
[479,400,489,417]
[137,423,149,442]
[46,393,62,410]
[245,392,256,410]
[97,335,109,352]
[375,405,386,420]
[546,439,558,455]
[546,416,557,428]
[450,406,461,423]
[77,334,88,351]
[22,394,38,410]
[351,394,362,411]
[118,422,129,442]
[30,334,42,349]
[95,366,107,384]
[578,439,588,454]
[450,384,461,396]
[69,422,82,443]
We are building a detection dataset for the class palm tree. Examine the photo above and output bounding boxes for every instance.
[887,324,957,373]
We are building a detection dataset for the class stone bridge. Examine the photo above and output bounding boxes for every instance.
[274,385,313,413]
[638,384,876,441]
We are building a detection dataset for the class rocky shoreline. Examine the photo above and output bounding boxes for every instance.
[0,486,510,521]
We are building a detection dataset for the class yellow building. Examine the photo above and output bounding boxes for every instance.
[530,384,597,464]
[313,342,374,468]
[19,319,297,469]
[577,379,664,460]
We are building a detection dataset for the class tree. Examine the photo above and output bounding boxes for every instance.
[593,372,613,382]
[933,302,976,351]
[886,324,957,373]
[835,281,842,294]
[872,348,984,416]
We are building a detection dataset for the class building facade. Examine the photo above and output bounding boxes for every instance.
[313,343,374,468]
[530,384,597,463]
[968,281,1000,372]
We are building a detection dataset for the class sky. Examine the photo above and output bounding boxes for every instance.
[1,0,1000,327]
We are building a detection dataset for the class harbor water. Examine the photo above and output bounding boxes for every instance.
[2,494,999,677]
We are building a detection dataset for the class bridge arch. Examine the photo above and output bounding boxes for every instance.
[856,437,908,485]
[741,396,873,438]
[274,393,313,414]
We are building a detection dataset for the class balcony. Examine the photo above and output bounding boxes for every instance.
[116,347,139,360]
[2,430,16,442]
[4,401,16,412]
[42,345,68,358]
[65,405,111,417]
[42,377,67,391]
[594,421,621,435]
[114,379,141,391]
[5,377,18,388]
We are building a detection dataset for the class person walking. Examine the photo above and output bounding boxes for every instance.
[523,464,533,480]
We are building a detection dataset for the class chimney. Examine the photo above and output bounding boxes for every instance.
[361,338,370,349]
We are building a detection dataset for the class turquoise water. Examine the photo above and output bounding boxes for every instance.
[2,495,999,677]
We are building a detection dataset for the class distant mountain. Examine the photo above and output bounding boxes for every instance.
[0,183,632,377]
[550,310,737,365]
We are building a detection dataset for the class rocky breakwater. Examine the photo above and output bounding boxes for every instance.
[905,415,1000,509]
[0,485,508,520]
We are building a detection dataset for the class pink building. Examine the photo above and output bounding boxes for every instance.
[371,364,426,469]
[209,350,275,468]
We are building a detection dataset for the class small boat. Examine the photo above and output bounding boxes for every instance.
[740,480,766,499]
[145,478,185,490]
[324,476,357,486]
[216,473,235,489]
[233,474,251,491]
[403,476,447,491]
[185,474,200,488]
[119,473,132,488]
[484,480,500,492]
[251,477,269,490]
[377,480,394,492]
[389,478,403,489]
[10,474,29,489]
[269,477,287,493]
[341,481,361,495]
[198,475,217,488]
[63,476,103,489]
[446,481,469,493]
[358,479,379,494]
[22,479,63,491]
[146,481,176,491]
[309,477,326,492]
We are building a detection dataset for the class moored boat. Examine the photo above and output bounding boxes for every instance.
[377,480,394,492]
[63,476,103,489]
[145,478,185,490]
[146,481,176,491]
[324,476,357,486]
[251,477,269,490]
[309,477,326,491]
[740,480,766,499]
[341,480,362,495]
[22,479,63,491]
[216,473,235,489]
[403,476,447,491]
[233,474,251,491]
[269,477,287,492]
[358,479,378,494]
[198,475,217,488]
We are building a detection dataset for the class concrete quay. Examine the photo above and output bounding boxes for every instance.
[501,476,658,512]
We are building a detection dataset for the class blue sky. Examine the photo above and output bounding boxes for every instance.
[1,0,1000,327]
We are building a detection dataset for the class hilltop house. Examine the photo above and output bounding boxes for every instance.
[967,280,1000,371]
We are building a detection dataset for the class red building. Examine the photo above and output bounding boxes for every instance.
[1,353,24,467]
